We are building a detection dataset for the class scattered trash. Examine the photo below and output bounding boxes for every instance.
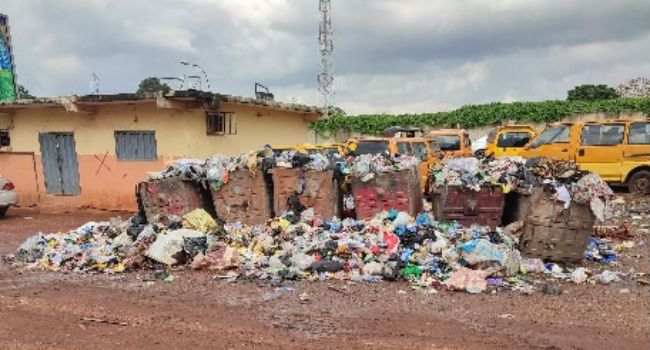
[541,283,563,295]
[9,152,646,297]
[619,288,630,294]
[570,268,588,284]
[299,292,311,304]
[445,268,488,294]
[597,270,621,284]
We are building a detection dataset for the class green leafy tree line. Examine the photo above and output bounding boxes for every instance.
[309,98,650,136]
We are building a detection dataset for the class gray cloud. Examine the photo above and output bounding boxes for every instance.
[3,0,650,114]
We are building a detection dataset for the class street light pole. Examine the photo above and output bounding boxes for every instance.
[180,61,210,91]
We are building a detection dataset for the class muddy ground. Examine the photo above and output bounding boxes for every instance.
[1,198,649,350]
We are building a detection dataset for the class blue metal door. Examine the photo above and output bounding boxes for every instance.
[39,133,80,195]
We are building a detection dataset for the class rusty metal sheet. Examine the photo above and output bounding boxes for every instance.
[519,188,595,262]
[351,168,423,220]
[431,186,504,228]
[271,168,338,219]
[137,177,205,223]
[211,169,272,225]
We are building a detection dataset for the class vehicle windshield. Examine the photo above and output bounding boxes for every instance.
[497,132,533,148]
[432,135,461,151]
[529,125,570,148]
[411,142,428,161]
[396,142,411,156]
[429,142,441,153]
[353,141,390,155]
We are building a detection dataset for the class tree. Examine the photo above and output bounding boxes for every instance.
[136,77,171,96]
[567,84,619,101]
[17,84,35,99]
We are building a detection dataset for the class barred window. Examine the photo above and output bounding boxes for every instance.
[115,131,157,161]
[207,111,236,135]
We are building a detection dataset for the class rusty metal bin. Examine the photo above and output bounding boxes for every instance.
[519,188,595,262]
[136,176,209,223]
[430,186,504,228]
[351,168,423,220]
[211,169,272,225]
[271,168,338,219]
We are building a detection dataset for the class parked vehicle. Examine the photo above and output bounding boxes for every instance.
[485,125,537,158]
[520,119,650,193]
[472,135,488,158]
[426,129,473,158]
[0,177,18,217]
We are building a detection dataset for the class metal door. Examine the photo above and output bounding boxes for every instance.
[575,123,625,182]
[39,133,81,195]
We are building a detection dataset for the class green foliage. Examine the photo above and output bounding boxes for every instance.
[309,98,650,136]
[136,77,171,96]
[567,84,619,101]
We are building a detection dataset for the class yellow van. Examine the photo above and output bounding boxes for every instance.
[426,129,473,158]
[485,125,537,158]
[520,119,650,193]
[314,143,346,158]
[272,144,309,153]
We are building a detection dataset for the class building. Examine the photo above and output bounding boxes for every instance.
[0,90,321,212]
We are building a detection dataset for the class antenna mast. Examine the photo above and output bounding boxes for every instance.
[318,0,334,118]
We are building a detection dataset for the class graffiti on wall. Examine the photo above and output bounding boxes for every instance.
[0,14,16,101]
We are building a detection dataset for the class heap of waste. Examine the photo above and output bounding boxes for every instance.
[431,156,614,220]
[11,206,633,294]
[150,146,333,190]
[344,154,420,183]
[9,154,641,294]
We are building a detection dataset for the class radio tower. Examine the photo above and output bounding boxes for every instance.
[318,0,334,118]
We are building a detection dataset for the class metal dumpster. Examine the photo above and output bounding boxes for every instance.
[519,188,595,262]
[211,169,272,225]
[430,186,504,228]
[351,168,423,220]
[137,176,209,223]
[271,168,338,219]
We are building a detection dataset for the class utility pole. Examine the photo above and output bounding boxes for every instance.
[318,0,334,118]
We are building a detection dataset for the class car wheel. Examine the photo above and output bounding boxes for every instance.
[0,206,7,218]
[628,170,650,194]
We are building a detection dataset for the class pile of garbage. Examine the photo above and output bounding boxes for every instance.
[148,147,332,191]
[431,156,615,220]
[345,154,420,182]
[11,204,636,294]
[430,157,532,193]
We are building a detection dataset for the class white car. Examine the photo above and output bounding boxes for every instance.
[472,135,488,157]
[0,177,18,217]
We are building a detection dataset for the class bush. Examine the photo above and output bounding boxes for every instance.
[309,98,650,136]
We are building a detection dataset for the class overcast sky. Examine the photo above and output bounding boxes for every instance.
[3,0,650,114]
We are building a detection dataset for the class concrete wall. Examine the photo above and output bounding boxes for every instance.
[0,101,315,212]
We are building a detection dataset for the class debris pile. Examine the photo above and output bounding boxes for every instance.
[12,204,641,294]
[345,154,420,182]
[430,157,532,193]
[9,151,647,295]
[431,157,615,219]
[148,146,333,191]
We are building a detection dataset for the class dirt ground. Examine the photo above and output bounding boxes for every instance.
[1,201,649,350]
